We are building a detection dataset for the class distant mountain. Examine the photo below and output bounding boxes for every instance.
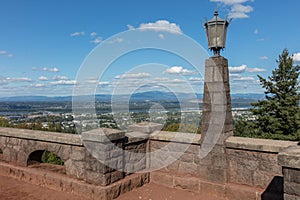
[0,92,265,102]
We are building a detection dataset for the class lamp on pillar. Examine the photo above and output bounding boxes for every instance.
[204,10,230,56]
[200,10,233,174]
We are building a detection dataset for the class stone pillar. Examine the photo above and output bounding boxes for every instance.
[126,122,162,173]
[199,56,233,185]
[278,146,300,200]
[81,128,125,186]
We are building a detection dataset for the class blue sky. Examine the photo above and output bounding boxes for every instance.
[1,0,300,97]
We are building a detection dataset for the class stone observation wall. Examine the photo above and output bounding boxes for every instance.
[0,126,150,200]
[149,132,298,200]
[0,126,299,200]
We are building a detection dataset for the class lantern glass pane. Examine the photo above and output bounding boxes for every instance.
[208,24,216,47]
[216,24,224,47]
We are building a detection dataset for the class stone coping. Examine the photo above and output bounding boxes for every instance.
[150,131,201,144]
[278,145,300,169]
[81,128,125,142]
[125,131,149,144]
[226,136,298,153]
[0,127,82,146]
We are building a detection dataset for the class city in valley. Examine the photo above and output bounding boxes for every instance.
[0,92,260,134]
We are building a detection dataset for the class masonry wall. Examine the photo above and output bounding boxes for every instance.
[0,127,149,187]
[149,132,298,200]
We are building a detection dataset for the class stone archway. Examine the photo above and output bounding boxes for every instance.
[27,150,66,174]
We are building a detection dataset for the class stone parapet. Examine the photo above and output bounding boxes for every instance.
[226,136,297,153]
[278,146,300,200]
[0,127,82,146]
[150,131,201,144]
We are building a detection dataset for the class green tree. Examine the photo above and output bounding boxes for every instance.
[0,117,9,127]
[251,49,300,140]
[41,151,64,165]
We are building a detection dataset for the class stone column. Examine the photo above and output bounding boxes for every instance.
[81,128,125,186]
[199,56,233,185]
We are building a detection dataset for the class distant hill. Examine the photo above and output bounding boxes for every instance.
[0,92,264,103]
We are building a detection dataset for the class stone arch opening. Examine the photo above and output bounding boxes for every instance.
[27,150,65,174]
[0,148,3,160]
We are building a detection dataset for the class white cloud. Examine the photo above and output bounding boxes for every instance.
[106,37,124,44]
[70,31,85,37]
[32,67,59,72]
[127,24,134,30]
[98,81,110,86]
[0,76,32,85]
[189,77,204,81]
[30,83,46,88]
[90,32,97,37]
[260,56,268,60]
[138,20,182,34]
[246,67,266,73]
[90,37,102,44]
[50,80,76,85]
[293,52,300,63]
[210,0,248,5]
[210,0,253,19]
[229,73,242,77]
[164,66,196,75]
[0,50,13,58]
[52,75,69,80]
[254,29,259,34]
[229,64,247,73]
[232,76,255,81]
[159,34,165,39]
[229,4,253,18]
[115,72,152,79]
[38,76,48,81]
[168,79,186,83]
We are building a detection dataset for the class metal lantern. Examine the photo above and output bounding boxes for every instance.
[204,10,230,56]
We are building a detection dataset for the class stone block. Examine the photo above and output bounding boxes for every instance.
[199,180,225,198]
[284,181,300,196]
[253,170,274,189]
[110,170,124,183]
[283,168,300,184]
[70,146,85,161]
[284,194,300,200]
[65,160,85,179]
[105,184,121,200]
[258,160,281,174]
[225,184,257,200]
[228,159,254,186]
[72,181,96,199]
[178,152,194,163]
[174,176,199,191]
[198,166,227,183]
[150,171,173,188]
[93,187,107,200]
[85,170,111,186]
[178,161,198,175]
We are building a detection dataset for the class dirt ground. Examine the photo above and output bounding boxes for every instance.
[0,174,219,200]
[0,175,88,200]
[116,183,220,200]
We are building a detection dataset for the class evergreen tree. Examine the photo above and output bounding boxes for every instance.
[251,49,300,140]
